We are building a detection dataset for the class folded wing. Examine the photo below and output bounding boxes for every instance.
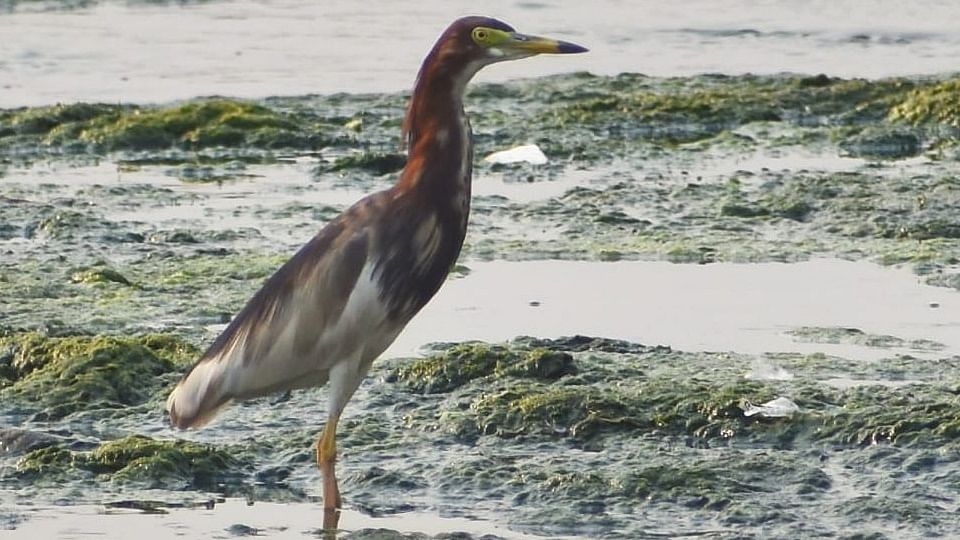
[166,218,373,429]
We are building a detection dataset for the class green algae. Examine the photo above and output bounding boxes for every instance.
[0,73,940,164]
[0,237,299,339]
[468,384,643,440]
[16,435,240,490]
[2,102,109,137]
[0,99,326,154]
[540,74,916,147]
[394,343,574,394]
[524,451,821,507]
[390,338,960,450]
[13,446,76,479]
[394,343,510,393]
[374,337,960,536]
[787,326,946,351]
[469,164,960,270]
[75,99,312,151]
[89,435,238,488]
[456,375,777,442]
[820,384,960,446]
[3,75,959,291]
[889,78,960,127]
[153,250,287,291]
[16,143,939,300]
[394,340,776,443]
[325,151,407,176]
[70,266,132,286]
[0,331,197,418]
[3,334,960,537]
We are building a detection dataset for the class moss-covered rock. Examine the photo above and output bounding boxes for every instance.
[0,99,326,153]
[4,102,112,137]
[70,267,132,286]
[76,100,313,151]
[394,343,574,394]
[787,327,945,351]
[393,339,779,443]
[889,78,960,127]
[393,338,960,450]
[819,384,960,446]
[468,384,643,440]
[459,376,776,442]
[16,435,240,490]
[541,74,915,145]
[394,343,508,393]
[14,445,76,479]
[88,435,238,488]
[0,331,197,418]
[0,73,940,165]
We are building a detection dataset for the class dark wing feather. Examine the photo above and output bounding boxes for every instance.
[166,212,372,428]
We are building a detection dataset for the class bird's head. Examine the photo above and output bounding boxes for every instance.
[458,16,587,63]
[403,17,586,148]
[424,16,587,81]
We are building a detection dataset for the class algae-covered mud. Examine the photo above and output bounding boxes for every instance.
[4,73,960,337]
[5,29,960,539]
[5,70,960,538]
[5,333,960,538]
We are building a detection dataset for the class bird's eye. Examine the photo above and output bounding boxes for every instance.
[472,28,489,43]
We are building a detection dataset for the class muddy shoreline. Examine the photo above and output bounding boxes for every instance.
[3,72,960,539]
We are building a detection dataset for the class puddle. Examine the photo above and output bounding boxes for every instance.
[10,499,542,540]
[473,167,600,203]
[389,259,960,361]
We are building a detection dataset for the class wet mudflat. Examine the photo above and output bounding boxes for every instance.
[4,6,960,538]
[4,71,960,539]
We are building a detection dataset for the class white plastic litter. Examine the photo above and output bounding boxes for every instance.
[741,396,800,418]
[483,144,548,165]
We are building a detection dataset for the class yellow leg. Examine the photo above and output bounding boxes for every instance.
[316,414,342,531]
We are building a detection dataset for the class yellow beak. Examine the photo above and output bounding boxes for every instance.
[504,33,588,54]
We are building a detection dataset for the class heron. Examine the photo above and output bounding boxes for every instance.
[166,16,586,528]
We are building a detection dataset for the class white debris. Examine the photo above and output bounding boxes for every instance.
[741,396,800,418]
[483,144,548,165]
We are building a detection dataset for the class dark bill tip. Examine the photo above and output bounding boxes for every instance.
[556,40,589,54]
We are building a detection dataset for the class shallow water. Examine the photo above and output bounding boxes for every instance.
[14,500,541,540]
[4,0,960,107]
[392,259,960,362]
